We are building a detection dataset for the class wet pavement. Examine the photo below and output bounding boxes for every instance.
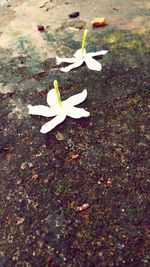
[0,0,150,266]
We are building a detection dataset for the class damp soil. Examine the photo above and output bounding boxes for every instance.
[0,0,150,266]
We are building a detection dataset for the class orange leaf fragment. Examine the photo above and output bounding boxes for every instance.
[91,17,108,27]
[32,173,39,180]
[107,178,112,186]
[71,154,79,160]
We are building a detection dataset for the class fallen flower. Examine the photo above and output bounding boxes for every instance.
[56,29,108,72]
[28,80,90,133]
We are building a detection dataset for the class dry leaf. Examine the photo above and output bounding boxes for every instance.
[91,17,108,27]
[16,217,25,225]
[32,173,39,180]
[71,154,79,160]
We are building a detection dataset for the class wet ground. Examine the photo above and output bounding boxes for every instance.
[0,0,150,266]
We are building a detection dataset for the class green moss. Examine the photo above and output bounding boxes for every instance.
[65,206,74,216]
[65,39,80,50]
[118,39,143,50]
[92,29,149,52]
[43,32,55,42]
[103,32,121,44]
[82,230,93,243]
[41,188,50,193]
[56,180,69,195]
[12,31,21,37]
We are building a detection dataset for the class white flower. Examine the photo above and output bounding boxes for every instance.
[56,48,108,72]
[28,80,90,134]
[56,29,108,72]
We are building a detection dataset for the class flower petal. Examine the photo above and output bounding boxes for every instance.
[40,114,66,133]
[73,48,85,58]
[60,58,83,72]
[67,106,90,119]
[28,105,57,117]
[56,56,76,65]
[47,89,60,108]
[87,50,108,58]
[63,89,87,107]
[85,56,102,71]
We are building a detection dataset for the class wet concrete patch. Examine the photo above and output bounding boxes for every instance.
[0,0,150,266]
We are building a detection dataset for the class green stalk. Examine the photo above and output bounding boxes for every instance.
[81,29,88,55]
[54,80,62,108]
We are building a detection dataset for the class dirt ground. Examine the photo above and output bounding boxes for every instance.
[0,0,150,266]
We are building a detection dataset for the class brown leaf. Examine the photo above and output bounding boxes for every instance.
[91,17,108,27]
[16,217,25,225]
[71,154,79,160]
[32,173,39,180]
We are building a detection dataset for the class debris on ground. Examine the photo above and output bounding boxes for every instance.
[37,25,45,32]
[69,11,80,18]
[71,154,79,160]
[91,17,108,27]
[76,203,89,212]
[61,19,86,30]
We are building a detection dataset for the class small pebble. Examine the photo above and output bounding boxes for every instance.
[69,11,80,18]
[37,25,45,32]
[56,132,65,141]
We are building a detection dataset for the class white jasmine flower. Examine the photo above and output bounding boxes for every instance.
[28,80,90,133]
[56,29,108,72]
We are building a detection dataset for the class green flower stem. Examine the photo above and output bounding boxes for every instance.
[54,80,62,108]
[81,29,88,55]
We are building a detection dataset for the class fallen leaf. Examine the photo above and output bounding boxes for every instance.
[140,125,145,132]
[107,178,112,186]
[16,217,25,225]
[71,154,79,160]
[91,17,108,27]
[32,173,39,180]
